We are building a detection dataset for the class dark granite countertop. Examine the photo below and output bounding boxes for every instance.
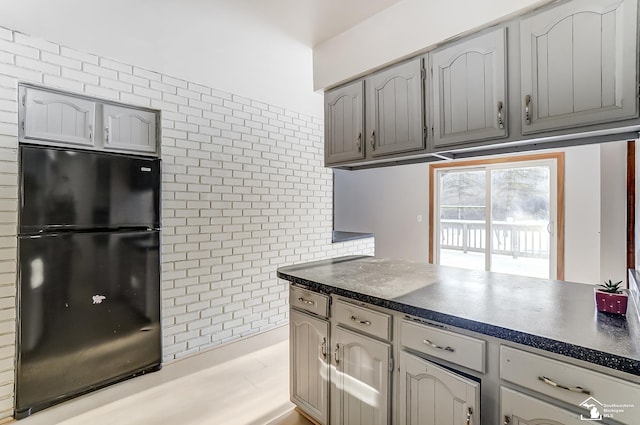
[277,256,640,377]
[332,231,374,243]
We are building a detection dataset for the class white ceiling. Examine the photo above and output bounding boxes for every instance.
[225,0,404,47]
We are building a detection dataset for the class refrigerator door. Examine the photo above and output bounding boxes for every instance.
[19,145,160,234]
[16,230,161,416]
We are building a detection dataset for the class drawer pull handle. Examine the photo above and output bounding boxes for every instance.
[538,376,591,395]
[350,315,371,326]
[297,297,315,305]
[320,337,327,360]
[334,344,340,365]
[423,339,455,352]
[466,407,472,425]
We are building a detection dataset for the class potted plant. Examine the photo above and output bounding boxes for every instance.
[595,280,628,315]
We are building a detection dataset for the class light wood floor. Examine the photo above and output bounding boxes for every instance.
[17,326,312,425]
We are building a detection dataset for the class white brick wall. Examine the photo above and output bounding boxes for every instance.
[0,27,374,419]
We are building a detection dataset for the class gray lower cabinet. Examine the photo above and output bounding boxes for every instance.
[367,57,425,157]
[501,387,600,425]
[519,0,638,134]
[431,27,508,148]
[290,309,330,425]
[325,80,366,166]
[399,351,480,425]
[331,326,391,425]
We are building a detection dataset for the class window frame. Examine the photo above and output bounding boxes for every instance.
[429,152,565,280]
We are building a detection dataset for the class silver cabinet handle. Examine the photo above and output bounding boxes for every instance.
[466,407,473,425]
[497,101,504,129]
[524,95,531,125]
[321,337,327,360]
[423,339,455,352]
[356,132,362,152]
[503,415,510,425]
[297,297,315,305]
[334,344,340,365]
[370,130,376,151]
[350,315,371,326]
[105,127,110,143]
[538,376,591,395]
[88,125,93,140]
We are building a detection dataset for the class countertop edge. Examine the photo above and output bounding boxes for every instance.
[331,231,374,243]
[278,271,640,378]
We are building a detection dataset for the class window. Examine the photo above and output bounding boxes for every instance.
[429,153,564,280]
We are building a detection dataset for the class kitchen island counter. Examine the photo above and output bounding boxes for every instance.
[277,255,640,377]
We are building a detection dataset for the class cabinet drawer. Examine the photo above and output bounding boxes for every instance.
[290,286,328,318]
[501,346,640,425]
[400,320,486,373]
[332,300,391,341]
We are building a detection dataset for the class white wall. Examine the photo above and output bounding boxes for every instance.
[0,0,323,117]
[564,144,601,284]
[0,26,374,420]
[313,0,552,89]
[600,142,628,285]
[334,163,429,261]
[334,142,629,284]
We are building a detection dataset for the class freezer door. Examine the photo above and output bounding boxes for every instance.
[19,145,160,233]
[16,230,161,416]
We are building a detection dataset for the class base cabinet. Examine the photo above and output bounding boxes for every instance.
[501,387,602,424]
[399,351,480,425]
[331,326,391,425]
[290,309,330,425]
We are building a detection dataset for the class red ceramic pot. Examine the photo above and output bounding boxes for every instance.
[594,288,628,315]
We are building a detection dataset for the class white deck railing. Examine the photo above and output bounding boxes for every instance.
[440,219,549,258]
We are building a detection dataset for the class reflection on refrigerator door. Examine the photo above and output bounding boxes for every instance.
[17,230,160,414]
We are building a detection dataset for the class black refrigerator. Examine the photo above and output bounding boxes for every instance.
[16,145,161,418]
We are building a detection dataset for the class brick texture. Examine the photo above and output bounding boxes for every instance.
[0,27,374,419]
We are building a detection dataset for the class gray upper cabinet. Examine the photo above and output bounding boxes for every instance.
[367,58,425,157]
[22,86,96,148]
[431,27,507,148]
[103,104,157,154]
[520,0,639,134]
[325,80,365,165]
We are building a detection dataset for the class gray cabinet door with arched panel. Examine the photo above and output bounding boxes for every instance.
[520,0,638,134]
[431,27,507,148]
[325,80,365,165]
[367,58,425,157]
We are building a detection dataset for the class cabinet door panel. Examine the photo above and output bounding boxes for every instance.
[290,310,329,425]
[399,352,479,425]
[103,104,157,154]
[23,87,96,147]
[520,0,638,133]
[432,27,507,147]
[325,80,365,165]
[369,58,424,156]
[501,387,601,425]
[332,326,391,425]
